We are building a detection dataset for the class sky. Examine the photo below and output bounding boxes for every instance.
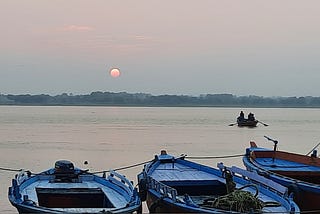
[1,0,320,97]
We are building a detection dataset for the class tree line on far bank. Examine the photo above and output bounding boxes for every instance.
[1,91,320,107]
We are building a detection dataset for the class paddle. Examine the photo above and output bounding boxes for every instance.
[228,123,237,126]
[257,120,269,126]
[306,142,320,156]
[264,136,278,161]
[264,135,278,143]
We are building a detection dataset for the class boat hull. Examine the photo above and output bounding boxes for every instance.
[243,143,320,212]
[237,119,258,127]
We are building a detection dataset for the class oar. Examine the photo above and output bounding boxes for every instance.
[306,142,320,156]
[257,120,269,126]
[264,136,278,161]
[228,123,237,126]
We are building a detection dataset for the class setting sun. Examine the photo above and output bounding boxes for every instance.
[110,68,121,78]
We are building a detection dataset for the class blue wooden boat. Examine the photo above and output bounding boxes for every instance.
[243,138,320,212]
[138,150,299,213]
[8,160,141,214]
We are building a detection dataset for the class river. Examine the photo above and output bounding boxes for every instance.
[1,106,320,213]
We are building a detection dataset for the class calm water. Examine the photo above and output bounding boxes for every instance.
[1,106,320,213]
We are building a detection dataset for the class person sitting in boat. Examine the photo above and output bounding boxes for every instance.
[238,111,245,122]
[248,113,255,121]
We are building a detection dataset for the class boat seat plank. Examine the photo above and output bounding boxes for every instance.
[151,163,218,181]
[255,157,320,171]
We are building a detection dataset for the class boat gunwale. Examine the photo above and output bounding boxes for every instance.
[250,150,320,167]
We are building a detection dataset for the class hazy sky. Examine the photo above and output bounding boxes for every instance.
[1,0,320,97]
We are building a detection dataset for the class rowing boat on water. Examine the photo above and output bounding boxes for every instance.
[237,118,258,127]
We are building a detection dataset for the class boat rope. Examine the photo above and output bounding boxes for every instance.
[0,154,246,174]
[0,159,153,174]
[91,159,152,174]
[185,153,245,159]
[202,188,264,213]
[0,167,22,172]
[238,184,259,197]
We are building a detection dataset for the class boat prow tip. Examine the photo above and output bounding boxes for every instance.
[250,141,258,148]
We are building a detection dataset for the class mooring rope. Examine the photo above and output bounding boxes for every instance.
[91,160,153,174]
[0,167,22,172]
[92,154,246,174]
[185,153,245,159]
[0,154,246,173]
[0,160,153,174]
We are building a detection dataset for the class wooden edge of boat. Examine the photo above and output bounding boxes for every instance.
[247,143,320,167]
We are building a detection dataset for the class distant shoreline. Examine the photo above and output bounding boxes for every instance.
[1,91,320,108]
